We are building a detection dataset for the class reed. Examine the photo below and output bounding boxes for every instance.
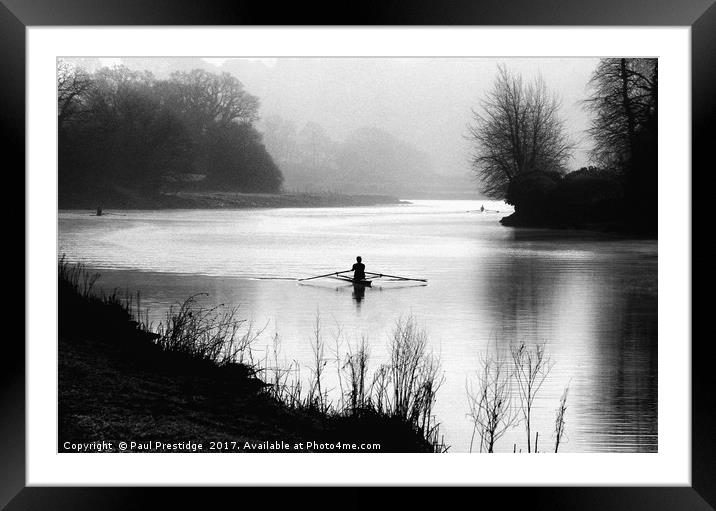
[60,258,260,370]
[370,364,391,416]
[383,315,444,445]
[263,333,291,403]
[259,313,447,451]
[59,256,100,298]
[554,384,570,453]
[343,336,370,415]
[155,293,261,366]
[59,256,152,336]
[60,259,446,452]
[306,313,330,413]
[464,339,576,453]
[466,343,518,453]
[510,342,554,453]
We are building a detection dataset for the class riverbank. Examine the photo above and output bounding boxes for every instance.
[58,262,440,453]
[499,211,656,237]
[500,169,656,237]
[500,211,623,233]
[59,188,407,210]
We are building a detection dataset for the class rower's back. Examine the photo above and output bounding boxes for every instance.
[352,256,365,281]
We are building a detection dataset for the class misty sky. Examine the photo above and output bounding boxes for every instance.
[95,57,600,178]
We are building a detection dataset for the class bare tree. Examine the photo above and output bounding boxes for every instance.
[584,58,658,231]
[57,60,92,128]
[161,69,260,130]
[584,58,658,169]
[467,65,573,198]
[466,345,518,453]
[336,335,371,415]
[510,342,554,453]
[388,316,443,434]
[584,58,657,168]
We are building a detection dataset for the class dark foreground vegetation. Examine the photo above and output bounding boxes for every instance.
[469,59,657,236]
[58,260,445,452]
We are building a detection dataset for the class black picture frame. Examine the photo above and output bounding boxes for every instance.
[6,0,712,508]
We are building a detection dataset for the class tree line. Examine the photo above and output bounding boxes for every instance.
[58,61,283,207]
[468,59,657,234]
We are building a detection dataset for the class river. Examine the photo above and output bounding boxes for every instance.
[58,200,657,452]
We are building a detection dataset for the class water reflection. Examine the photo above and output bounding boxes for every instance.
[351,283,366,304]
[473,227,658,451]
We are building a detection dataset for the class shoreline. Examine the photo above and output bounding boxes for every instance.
[59,190,410,211]
[500,211,658,238]
[58,261,443,453]
[167,191,410,209]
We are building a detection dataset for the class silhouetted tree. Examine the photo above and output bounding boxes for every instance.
[158,69,260,131]
[584,58,657,232]
[58,64,283,207]
[203,122,283,192]
[585,58,657,168]
[81,66,188,188]
[467,65,573,199]
[57,60,92,128]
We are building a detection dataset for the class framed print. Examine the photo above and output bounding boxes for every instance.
[8,0,712,508]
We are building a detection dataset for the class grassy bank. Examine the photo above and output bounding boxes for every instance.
[168,191,407,209]
[59,187,406,210]
[58,260,444,453]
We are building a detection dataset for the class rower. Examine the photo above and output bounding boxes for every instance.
[352,256,366,282]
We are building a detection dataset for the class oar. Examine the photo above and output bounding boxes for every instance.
[298,270,352,282]
[365,271,427,282]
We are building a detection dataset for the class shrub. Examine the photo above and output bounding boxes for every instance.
[553,168,624,223]
[505,170,563,217]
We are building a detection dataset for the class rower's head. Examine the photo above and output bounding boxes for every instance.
[356,256,362,263]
